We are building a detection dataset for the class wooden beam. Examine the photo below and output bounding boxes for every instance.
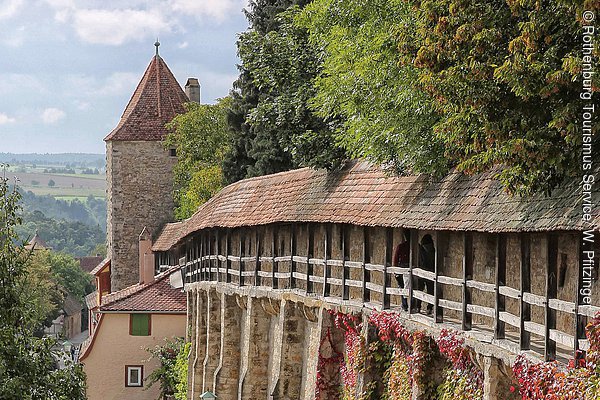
[225,230,231,283]
[272,225,278,289]
[208,230,213,281]
[307,223,314,294]
[254,229,261,286]
[290,223,296,289]
[545,233,558,361]
[362,226,371,303]
[200,232,205,281]
[495,233,507,340]
[408,229,417,314]
[520,233,531,351]
[342,224,349,300]
[434,231,445,323]
[575,233,588,359]
[239,230,244,286]
[462,232,473,331]
[383,227,393,309]
[323,224,332,297]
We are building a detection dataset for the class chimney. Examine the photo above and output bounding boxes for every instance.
[138,227,155,285]
[185,78,201,103]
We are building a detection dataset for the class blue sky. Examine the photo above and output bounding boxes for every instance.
[0,0,248,154]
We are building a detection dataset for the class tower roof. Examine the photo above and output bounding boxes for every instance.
[104,55,189,141]
[25,231,50,251]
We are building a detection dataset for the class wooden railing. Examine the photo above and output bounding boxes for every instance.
[164,223,599,362]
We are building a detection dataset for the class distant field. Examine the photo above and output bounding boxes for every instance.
[11,171,106,198]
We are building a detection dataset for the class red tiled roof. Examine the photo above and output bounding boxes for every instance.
[153,161,599,251]
[104,55,188,141]
[100,267,186,313]
[78,256,105,273]
[25,232,50,251]
[89,257,110,276]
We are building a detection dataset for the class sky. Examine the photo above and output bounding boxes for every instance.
[0,0,249,154]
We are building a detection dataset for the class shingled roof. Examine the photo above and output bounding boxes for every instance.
[100,267,186,313]
[104,55,188,141]
[153,161,599,251]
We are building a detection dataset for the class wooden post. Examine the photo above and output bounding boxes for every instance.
[239,230,244,287]
[383,227,393,309]
[520,233,531,351]
[272,225,278,289]
[307,223,314,294]
[215,229,221,282]
[434,231,444,323]
[290,223,296,289]
[200,233,205,281]
[495,233,506,340]
[362,226,371,304]
[208,230,213,281]
[323,224,332,297]
[254,229,261,286]
[575,233,587,359]
[545,233,558,361]
[225,230,231,284]
[462,232,473,331]
[342,224,349,300]
[408,229,417,314]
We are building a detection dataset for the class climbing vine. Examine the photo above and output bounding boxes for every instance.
[333,311,367,400]
[513,313,600,400]
[316,326,344,398]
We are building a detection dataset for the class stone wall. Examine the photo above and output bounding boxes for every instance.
[107,140,176,291]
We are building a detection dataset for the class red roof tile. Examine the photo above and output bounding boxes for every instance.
[153,161,599,251]
[100,268,186,313]
[78,256,105,273]
[104,55,188,141]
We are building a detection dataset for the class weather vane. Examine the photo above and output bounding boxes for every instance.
[155,38,160,56]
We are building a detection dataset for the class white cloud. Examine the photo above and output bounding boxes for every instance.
[0,74,46,96]
[177,41,188,49]
[42,108,66,124]
[0,0,23,20]
[74,100,90,111]
[72,8,171,45]
[0,113,16,124]
[170,0,244,21]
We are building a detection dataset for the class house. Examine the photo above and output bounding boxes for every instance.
[24,231,51,251]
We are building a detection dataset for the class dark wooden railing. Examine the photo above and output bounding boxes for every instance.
[162,223,599,363]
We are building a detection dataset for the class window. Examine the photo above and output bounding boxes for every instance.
[125,365,143,387]
[129,314,151,336]
[169,148,177,157]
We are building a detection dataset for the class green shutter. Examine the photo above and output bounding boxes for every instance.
[130,314,150,336]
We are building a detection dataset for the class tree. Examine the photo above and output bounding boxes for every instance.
[145,338,189,400]
[223,0,345,183]
[165,99,231,220]
[47,179,55,188]
[300,0,599,194]
[298,0,445,175]
[0,171,86,399]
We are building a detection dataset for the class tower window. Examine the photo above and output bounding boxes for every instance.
[169,148,177,157]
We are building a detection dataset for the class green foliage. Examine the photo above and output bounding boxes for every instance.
[224,0,345,183]
[174,342,191,400]
[15,210,105,257]
[298,0,445,175]
[30,251,94,301]
[165,99,231,220]
[393,0,599,194]
[145,338,188,399]
[0,171,86,399]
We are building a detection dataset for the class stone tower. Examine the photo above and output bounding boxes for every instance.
[105,49,189,291]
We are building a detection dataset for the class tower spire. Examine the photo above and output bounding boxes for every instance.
[154,38,160,56]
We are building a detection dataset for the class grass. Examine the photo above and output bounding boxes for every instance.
[53,195,98,202]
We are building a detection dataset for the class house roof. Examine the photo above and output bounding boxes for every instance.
[99,267,186,313]
[89,257,110,276]
[25,232,50,251]
[77,256,105,273]
[84,291,98,310]
[63,294,83,316]
[104,55,188,141]
[153,161,599,251]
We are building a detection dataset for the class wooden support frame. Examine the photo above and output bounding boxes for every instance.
[462,232,473,331]
[575,233,588,358]
[383,227,393,309]
[272,225,278,289]
[408,229,417,314]
[323,223,332,297]
[520,233,531,351]
[341,224,349,300]
[434,231,445,323]
[239,229,244,287]
[207,230,212,281]
[200,232,205,282]
[215,229,220,282]
[545,233,558,361]
[495,233,507,340]
[254,229,261,286]
[290,223,297,289]
[225,230,231,283]
[307,223,314,294]
[362,226,371,303]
